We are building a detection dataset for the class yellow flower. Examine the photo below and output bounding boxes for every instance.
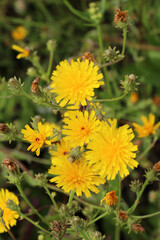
[100,191,118,206]
[21,122,52,156]
[86,119,138,180]
[43,122,61,142]
[50,59,104,107]
[11,26,28,40]
[48,154,105,197]
[0,189,19,233]
[50,140,72,164]
[12,44,30,59]
[132,113,160,138]
[130,92,138,103]
[62,110,101,147]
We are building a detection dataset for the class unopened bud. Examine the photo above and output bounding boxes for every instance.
[27,67,37,77]
[8,77,20,90]
[120,74,139,94]
[34,173,47,186]
[0,123,9,133]
[7,199,20,212]
[104,46,120,62]
[71,216,87,231]
[2,159,17,171]
[129,180,142,193]
[47,40,56,51]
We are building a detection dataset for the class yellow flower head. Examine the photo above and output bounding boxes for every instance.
[48,154,105,197]
[21,122,52,156]
[11,26,28,40]
[132,113,160,138]
[86,119,138,180]
[43,122,61,142]
[0,189,19,233]
[100,190,118,206]
[62,110,101,147]
[130,92,138,103]
[50,59,104,107]
[12,44,30,59]
[50,140,72,164]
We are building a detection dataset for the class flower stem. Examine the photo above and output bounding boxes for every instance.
[92,92,128,103]
[115,174,121,240]
[17,210,50,234]
[44,186,58,211]
[127,178,149,214]
[88,211,109,225]
[47,47,54,79]
[97,24,112,97]
[16,183,50,226]
[122,27,127,56]
[0,218,17,240]
[133,211,160,220]
[67,190,76,208]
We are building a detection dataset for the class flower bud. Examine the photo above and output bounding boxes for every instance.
[92,231,105,240]
[8,77,21,90]
[47,40,56,51]
[120,74,139,94]
[129,180,142,193]
[34,173,47,187]
[0,123,9,133]
[27,67,37,77]
[7,199,20,212]
[104,46,120,62]
[68,147,81,163]
[71,216,88,232]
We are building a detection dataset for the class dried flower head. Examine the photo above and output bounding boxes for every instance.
[31,77,40,94]
[132,223,145,233]
[81,52,95,62]
[118,211,128,221]
[2,159,17,171]
[114,8,128,24]
[153,161,160,172]
[100,191,118,206]
[0,123,8,132]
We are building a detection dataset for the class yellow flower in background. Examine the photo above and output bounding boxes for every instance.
[21,122,52,156]
[62,110,101,147]
[48,154,105,197]
[43,122,61,142]
[86,119,138,180]
[100,190,118,206]
[50,59,104,107]
[0,189,19,233]
[133,113,160,138]
[12,44,30,59]
[50,140,72,164]
[130,92,138,103]
[11,26,28,40]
